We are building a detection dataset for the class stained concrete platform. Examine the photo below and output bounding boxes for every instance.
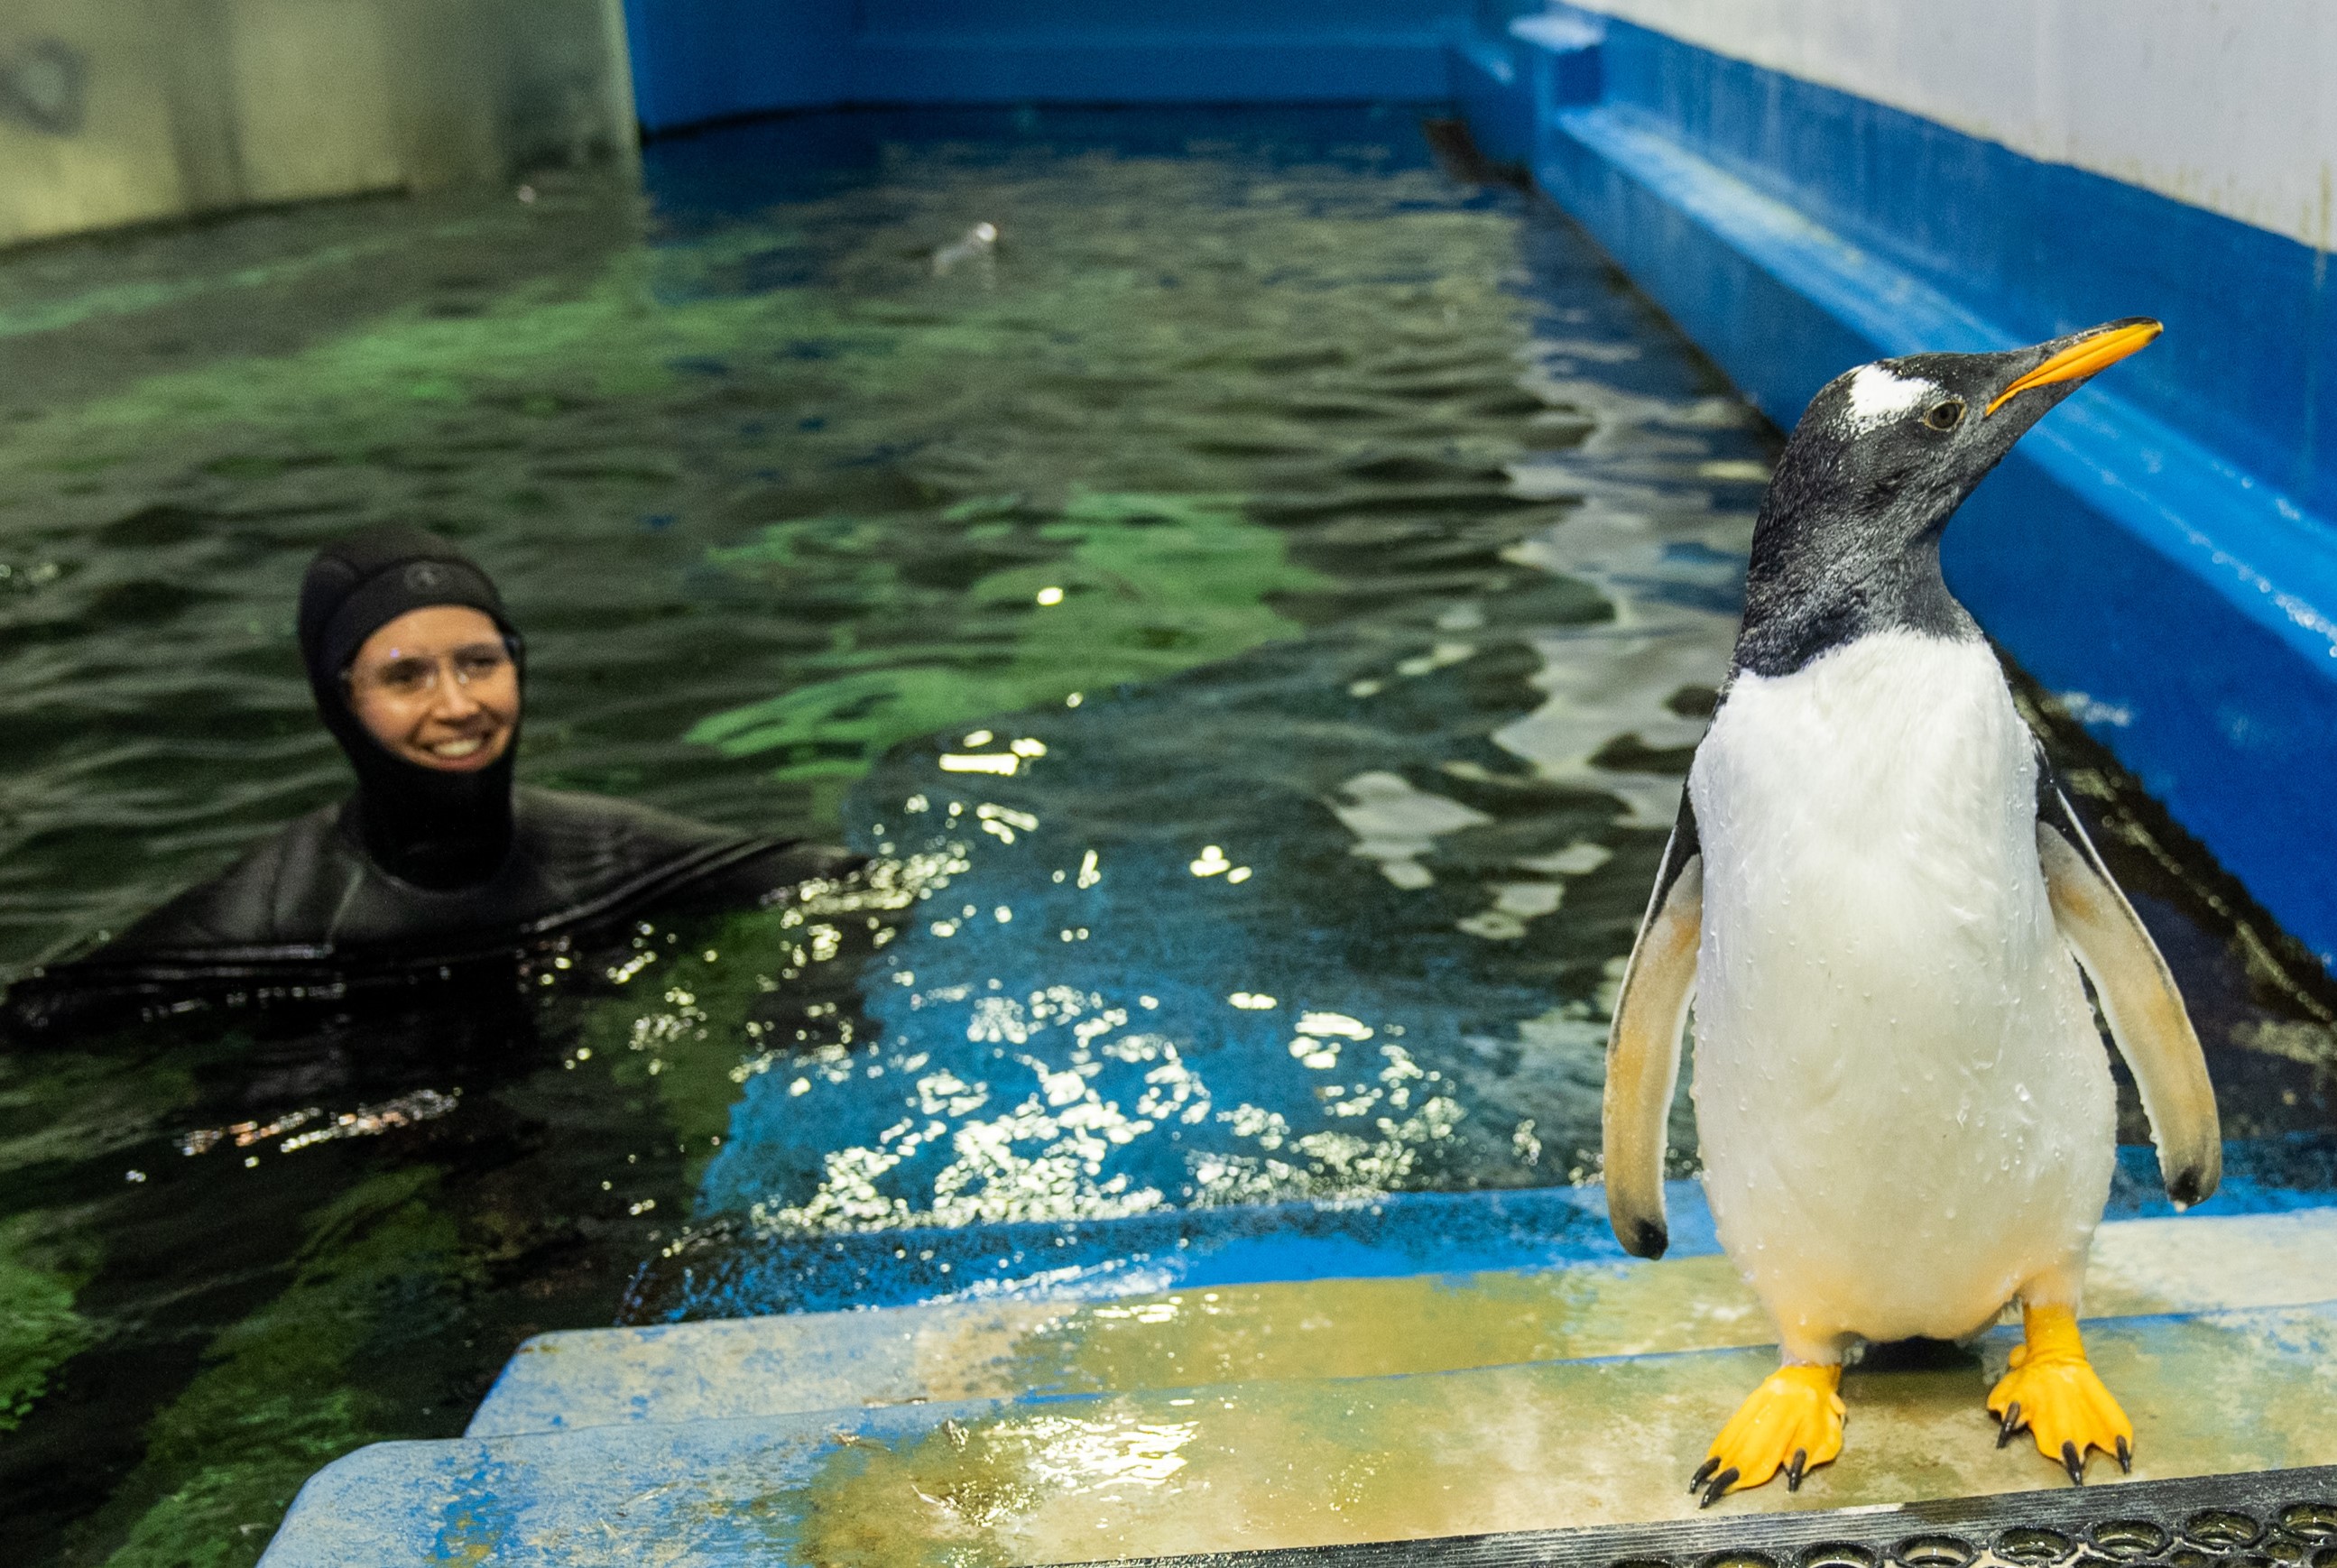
[267,1294,2337,1565]
[468,1209,2337,1436]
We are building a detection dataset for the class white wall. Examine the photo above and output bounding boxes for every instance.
[1562,0,2337,251]
[0,0,637,248]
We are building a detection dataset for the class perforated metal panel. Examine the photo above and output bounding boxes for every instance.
[1087,1467,2337,1568]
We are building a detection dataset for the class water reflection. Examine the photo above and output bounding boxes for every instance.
[696,224,1775,1239]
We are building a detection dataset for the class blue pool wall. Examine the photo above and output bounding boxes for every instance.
[617,0,1520,131]
[619,2,2337,969]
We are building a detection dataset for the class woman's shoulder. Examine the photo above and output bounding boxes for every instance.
[93,805,356,958]
[508,786,864,930]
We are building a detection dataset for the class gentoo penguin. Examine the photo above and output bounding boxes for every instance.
[1603,318,2220,1501]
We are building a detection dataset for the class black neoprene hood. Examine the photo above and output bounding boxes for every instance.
[298,523,513,686]
[296,524,523,890]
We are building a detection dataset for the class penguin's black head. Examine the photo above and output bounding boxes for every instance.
[1734,318,2160,678]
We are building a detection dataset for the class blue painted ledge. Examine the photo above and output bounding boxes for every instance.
[1451,13,2337,967]
[627,1141,2337,1323]
[628,1183,1703,1322]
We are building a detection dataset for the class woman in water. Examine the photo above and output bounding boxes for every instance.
[16,524,851,1023]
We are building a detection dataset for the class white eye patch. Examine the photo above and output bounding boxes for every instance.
[1841,364,1933,431]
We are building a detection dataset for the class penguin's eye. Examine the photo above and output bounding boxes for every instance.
[1922,399,1966,431]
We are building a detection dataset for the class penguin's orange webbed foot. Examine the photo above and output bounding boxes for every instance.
[1693,1363,1844,1506]
[1987,1304,2133,1485]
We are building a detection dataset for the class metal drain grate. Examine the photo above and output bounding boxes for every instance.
[1086,1467,2337,1568]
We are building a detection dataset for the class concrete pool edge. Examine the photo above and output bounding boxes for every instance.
[1448,10,2337,969]
[467,1204,2337,1438]
[259,1215,2337,1562]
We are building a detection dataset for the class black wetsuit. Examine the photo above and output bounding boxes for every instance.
[12,525,854,1028]
[76,788,851,971]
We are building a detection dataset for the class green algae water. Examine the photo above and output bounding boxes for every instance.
[3,106,2337,1564]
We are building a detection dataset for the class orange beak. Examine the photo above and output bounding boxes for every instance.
[1984,318,2161,417]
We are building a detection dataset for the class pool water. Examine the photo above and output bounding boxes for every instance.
[4,106,2337,1566]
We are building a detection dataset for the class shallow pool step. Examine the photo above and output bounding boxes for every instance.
[265,1293,2337,1565]
[468,1207,2337,1436]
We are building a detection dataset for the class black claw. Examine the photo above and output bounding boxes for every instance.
[2062,1440,2084,1486]
[2115,1435,2132,1474]
[1690,1457,1720,1494]
[1997,1401,2023,1448]
[1700,1466,1741,1508]
[1786,1449,1807,1492]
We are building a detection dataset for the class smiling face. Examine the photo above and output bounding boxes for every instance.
[346,605,519,771]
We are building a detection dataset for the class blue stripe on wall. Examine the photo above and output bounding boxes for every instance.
[1589,14,2337,524]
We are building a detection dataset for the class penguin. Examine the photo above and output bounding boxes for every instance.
[1602,318,2221,1502]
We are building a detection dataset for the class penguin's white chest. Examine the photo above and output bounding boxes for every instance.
[1687,632,2113,1352]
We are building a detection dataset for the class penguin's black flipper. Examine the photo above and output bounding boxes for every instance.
[2033,749,2222,1206]
[1604,791,1704,1259]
